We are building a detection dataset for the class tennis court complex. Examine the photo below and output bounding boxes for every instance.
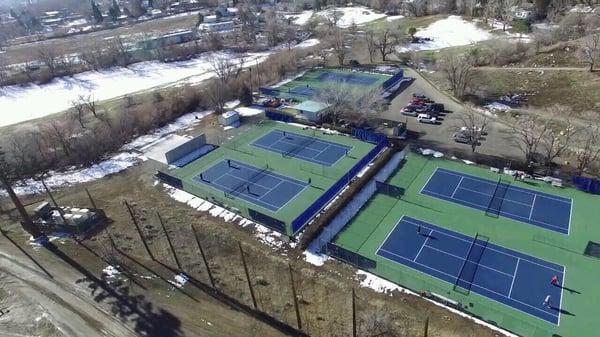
[192,159,308,212]
[252,129,352,166]
[259,68,394,102]
[421,168,572,234]
[377,216,564,324]
[164,121,377,235]
[330,152,600,337]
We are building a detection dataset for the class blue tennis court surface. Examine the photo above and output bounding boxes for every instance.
[192,159,308,212]
[317,72,379,86]
[251,130,352,166]
[377,216,564,324]
[421,168,572,234]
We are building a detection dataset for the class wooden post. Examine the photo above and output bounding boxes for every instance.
[191,225,215,288]
[352,288,357,337]
[157,211,181,270]
[288,263,302,330]
[423,316,429,337]
[85,188,97,209]
[124,201,154,260]
[238,242,257,309]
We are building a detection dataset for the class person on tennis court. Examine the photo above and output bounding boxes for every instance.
[543,295,551,308]
[550,275,560,286]
[417,225,421,235]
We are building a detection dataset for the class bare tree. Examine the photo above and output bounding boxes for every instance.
[44,119,73,158]
[329,28,348,66]
[205,80,228,113]
[317,85,384,125]
[510,114,548,165]
[211,57,242,84]
[37,44,60,78]
[70,99,87,129]
[574,125,600,175]
[0,58,9,85]
[324,9,342,29]
[539,106,580,169]
[454,107,490,152]
[578,33,600,72]
[437,52,475,99]
[364,29,378,63]
[375,28,398,62]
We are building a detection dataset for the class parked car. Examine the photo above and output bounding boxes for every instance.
[427,103,445,112]
[417,113,437,124]
[452,132,471,144]
[401,108,418,116]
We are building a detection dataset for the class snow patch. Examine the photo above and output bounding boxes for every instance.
[284,10,314,25]
[235,106,264,117]
[303,250,329,266]
[316,6,387,28]
[0,51,267,127]
[102,265,121,278]
[294,38,320,49]
[398,16,492,52]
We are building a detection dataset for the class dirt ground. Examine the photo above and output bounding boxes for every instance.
[0,115,506,337]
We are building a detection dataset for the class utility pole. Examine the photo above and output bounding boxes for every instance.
[0,147,43,238]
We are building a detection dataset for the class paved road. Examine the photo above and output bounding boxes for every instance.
[381,68,522,161]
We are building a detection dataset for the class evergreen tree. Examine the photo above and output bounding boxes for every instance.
[91,0,103,24]
[240,84,253,106]
[148,0,154,8]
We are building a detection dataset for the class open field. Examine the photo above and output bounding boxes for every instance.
[334,151,600,337]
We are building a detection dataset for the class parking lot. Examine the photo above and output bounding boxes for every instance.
[380,68,522,160]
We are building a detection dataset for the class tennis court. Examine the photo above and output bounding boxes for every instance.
[420,168,572,234]
[251,129,352,166]
[377,216,565,325]
[192,159,308,212]
[317,71,380,86]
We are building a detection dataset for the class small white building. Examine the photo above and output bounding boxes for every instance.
[218,110,240,128]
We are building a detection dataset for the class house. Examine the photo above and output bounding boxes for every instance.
[198,20,235,32]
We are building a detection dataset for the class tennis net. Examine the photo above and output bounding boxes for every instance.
[453,233,489,294]
[485,177,510,218]
[224,164,269,199]
[282,134,317,158]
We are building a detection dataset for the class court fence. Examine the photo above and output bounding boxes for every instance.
[572,176,600,195]
[381,69,404,91]
[291,132,389,235]
[156,171,183,189]
[248,208,286,233]
[323,242,377,270]
[351,128,387,144]
[265,110,294,123]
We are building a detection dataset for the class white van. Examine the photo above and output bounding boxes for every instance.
[417,113,437,124]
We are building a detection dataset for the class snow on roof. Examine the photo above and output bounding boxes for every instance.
[292,100,329,113]
[294,38,320,49]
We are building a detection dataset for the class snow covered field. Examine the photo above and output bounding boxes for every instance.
[0,51,268,127]
[316,6,387,28]
[397,16,492,52]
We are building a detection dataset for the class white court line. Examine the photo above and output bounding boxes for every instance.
[423,242,514,278]
[529,195,537,220]
[456,185,534,208]
[401,217,564,274]
[413,229,432,262]
[421,188,569,234]
[377,247,560,322]
[558,266,566,326]
[508,258,521,298]
[437,168,572,204]
[450,177,464,199]
[419,167,439,194]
